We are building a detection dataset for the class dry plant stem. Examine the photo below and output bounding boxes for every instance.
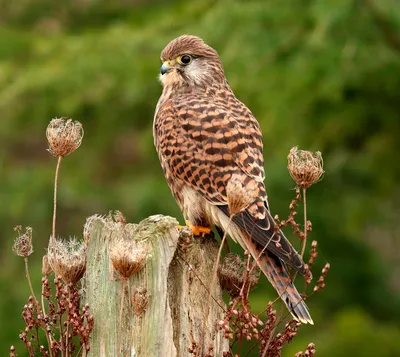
[52,156,62,241]
[244,337,261,357]
[41,284,54,357]
[66,287,71,357]
[41,288,46,321]
[76,346,83,356]
[59,307,65,357]
[233,254,252,356]
[61,329,66,357]
[24,258,39,310]
[292,187,308,284]
[117,279,127,357]
[238,332,243,357]
[239,253,252,298]
[260,325,277,357]
[198,222,230,356]
[300,188,307,258]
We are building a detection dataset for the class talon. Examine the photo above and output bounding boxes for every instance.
[185,220,211,237]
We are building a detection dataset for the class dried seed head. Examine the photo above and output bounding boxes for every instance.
[42,255,53,275]
[110,239,147,279]
[313,262,330,293]
[218,253,260,297]
[304,264,312,285]
[226,174,258,216]
[287,147,324,189]
[46,118,83,157]
[305,342,316,356]
[308,240,318,267]
[110,210,127,225]
[83,214,106,245]
[47,237,86,285]
[322,262,330,275]
[12,226,33,257]
[10,346,16,357]
[131,287,150,317]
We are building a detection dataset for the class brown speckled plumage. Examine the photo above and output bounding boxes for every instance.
[154,35,313,324]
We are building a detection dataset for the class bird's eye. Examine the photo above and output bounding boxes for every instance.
[178,55,192,65]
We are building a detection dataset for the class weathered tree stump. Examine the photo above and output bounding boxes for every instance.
[84,214,228,357]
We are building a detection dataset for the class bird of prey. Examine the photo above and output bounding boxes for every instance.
[154,35,313,324]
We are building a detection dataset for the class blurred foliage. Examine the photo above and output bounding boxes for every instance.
[1,0,400,355]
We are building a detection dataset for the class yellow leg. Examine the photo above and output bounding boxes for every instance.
[184,220,211,237]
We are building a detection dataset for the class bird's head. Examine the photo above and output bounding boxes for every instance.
[159,35,225,89]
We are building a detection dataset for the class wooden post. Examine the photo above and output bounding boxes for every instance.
[84,214,229,357]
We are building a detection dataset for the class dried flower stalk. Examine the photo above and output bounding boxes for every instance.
[218,253,260,297]
[47,237,86,285]
[12,226,33,257]
[46,118,84,242]
[42,255,53,276]
[287,147,324,189]
[46,118,84,158]
[109,237,147,357]
[110,239,147,279]
[13,277,94,356]
[226,173,258,216]
[12,226,39,313]
[288,147,324,264]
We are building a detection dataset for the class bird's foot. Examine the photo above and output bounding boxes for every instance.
[181,220,211,237]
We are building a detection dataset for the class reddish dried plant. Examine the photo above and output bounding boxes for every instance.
[11,118,93,356]
[11,275,94,357]
[294,343,316,357]
[11,231,93,357]
[212,241,329,357]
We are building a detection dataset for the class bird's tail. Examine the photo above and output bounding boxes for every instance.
[242,234,313,324]
[214,206,313,324]
[261,251,313,324]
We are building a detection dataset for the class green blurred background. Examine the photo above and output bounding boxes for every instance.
[1,0,400,355]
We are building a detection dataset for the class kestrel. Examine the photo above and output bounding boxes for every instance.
[154,35,313,324]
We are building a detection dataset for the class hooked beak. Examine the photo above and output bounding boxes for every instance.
[161,61,173,75]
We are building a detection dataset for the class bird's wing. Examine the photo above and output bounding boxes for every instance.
[155,95,265,205]
[155,95,306,274]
